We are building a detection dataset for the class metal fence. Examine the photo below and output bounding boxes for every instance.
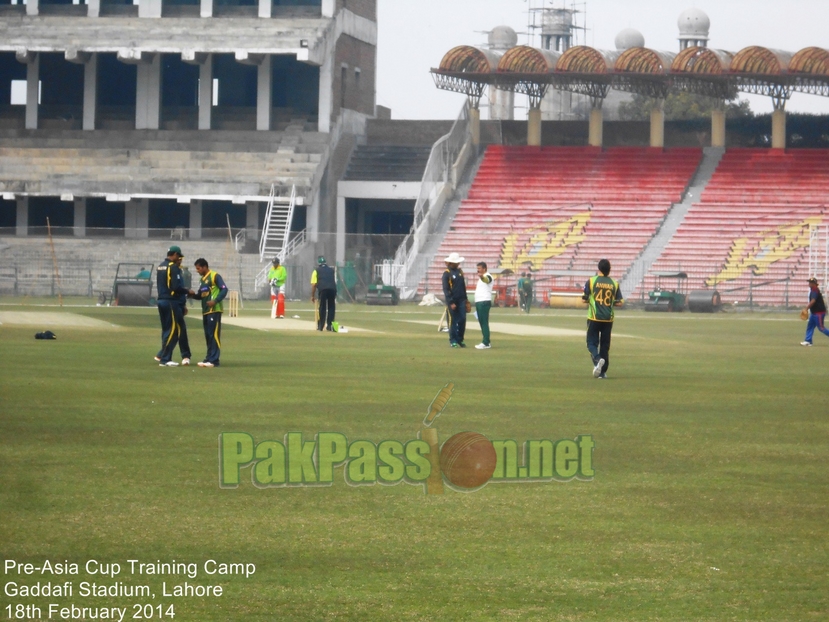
[0,232,415,302]
[394,101,471,284]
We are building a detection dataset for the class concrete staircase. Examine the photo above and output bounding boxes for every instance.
[401,148,486,298]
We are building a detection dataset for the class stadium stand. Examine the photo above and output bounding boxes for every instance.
[422,145,702,299]
[343,145,432,182]
[640,149,829,306]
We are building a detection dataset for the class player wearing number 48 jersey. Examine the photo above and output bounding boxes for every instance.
[583,259,623,379]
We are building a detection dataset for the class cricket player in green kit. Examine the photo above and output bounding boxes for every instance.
[193,258,228,368]
[583,258,623,379]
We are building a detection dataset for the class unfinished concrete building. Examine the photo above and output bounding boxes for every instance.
[0,0,377,298]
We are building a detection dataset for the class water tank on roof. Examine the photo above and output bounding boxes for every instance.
[615,28,645,50]
[677,7,710,50]
[542,8,574,35]
[540,8,575,52]
[678,8,710,35]
[489,25,518,51]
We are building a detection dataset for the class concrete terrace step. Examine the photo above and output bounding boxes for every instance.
[0,128,327,154]
[0,148,320,163]
[0,161,320,179]
[0,15,331,54]
[343,145,432,182]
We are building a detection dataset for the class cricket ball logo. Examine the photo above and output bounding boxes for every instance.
[218,383,594,491]
[420,382,498,494]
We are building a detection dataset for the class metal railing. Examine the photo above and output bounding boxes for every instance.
[374,260,405,287]
[284,228,308,257]
[632,260,804,309]
[254,229,308,290]
[258,184,295,262]
[234,229,246,251]
[809,224,829,285]
[393,101,472,283]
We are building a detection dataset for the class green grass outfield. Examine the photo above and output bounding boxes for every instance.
[1,299,827,621]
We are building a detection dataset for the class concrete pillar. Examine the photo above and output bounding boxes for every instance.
[649,105,665,149]
[26,54,39,130]
[336,195,346,264]
[318,53,333,133]
[257,56,272,131]
[469,106,480,147]
[83,54,98,131]
[125,199,149,239]
[588,108,603,148]
[73,198,87,237]
[258,0,271,18]
[138,0,162,18]
[489,88,514,121]
[711,108,726,148]
[87,0,100,17]
[199,57,213,130]
[527,107,542,146]
[772,109,786,150]
[189,200,203,239]
[200,0,213,18]
[308,198,318,242]
[16,196,28,237]
[26,0,38,16]
[136,54,161,130]
[246,201,260,242]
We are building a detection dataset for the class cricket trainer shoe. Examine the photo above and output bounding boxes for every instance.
[800,341,812,346]
[198,361,215,367]
[475,343,491,349]
[593,358,605,378]
[181,358,191,366]
[160,361,179,367]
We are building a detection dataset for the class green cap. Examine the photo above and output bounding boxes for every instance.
[168,245,183,256]
[317,256,326,265]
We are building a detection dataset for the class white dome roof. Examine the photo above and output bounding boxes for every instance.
[678,8,710,36]
[489,25,518,50]
[615,28,645,50]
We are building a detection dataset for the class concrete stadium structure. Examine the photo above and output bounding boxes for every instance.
[410,7,829,307]
[0,0,377,299]
[1,3,828,308]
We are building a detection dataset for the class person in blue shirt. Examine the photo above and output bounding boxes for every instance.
[155,253,192,366]
[442,252,469,348]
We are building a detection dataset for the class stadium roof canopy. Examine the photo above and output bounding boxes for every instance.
[434,45,503,105]
[432,44,829,108]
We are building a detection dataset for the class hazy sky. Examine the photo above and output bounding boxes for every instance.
[376,0,829,119]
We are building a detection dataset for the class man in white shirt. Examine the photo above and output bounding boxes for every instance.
[474,262,494,349]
